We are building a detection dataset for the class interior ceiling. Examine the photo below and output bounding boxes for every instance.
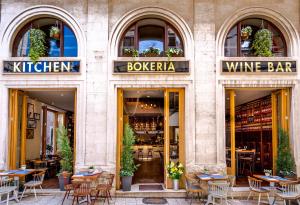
[226,89,278,107]
[25,90,75,111]
[124,90,164,98]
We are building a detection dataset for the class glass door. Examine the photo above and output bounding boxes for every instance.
[164,88,185,188]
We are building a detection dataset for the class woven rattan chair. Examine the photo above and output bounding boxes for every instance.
[93,173,115,204]
[185,173,204,204]
[247,176,270,205]
[20,171,45,200]
[272,181,300,205]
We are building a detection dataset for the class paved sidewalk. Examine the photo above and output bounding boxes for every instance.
[7,192,292,205]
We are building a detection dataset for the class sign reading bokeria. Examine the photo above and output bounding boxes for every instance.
[3,61,80,73]
[114,61,189,73]
[222,61,296,73]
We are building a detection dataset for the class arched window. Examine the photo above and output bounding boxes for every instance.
[13,18,78,57]
[224,18,287,57]
[119,19,184,57]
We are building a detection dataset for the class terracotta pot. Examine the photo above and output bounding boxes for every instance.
[51,33,60,40]
[62,171,70,178]
[241,32,249,40]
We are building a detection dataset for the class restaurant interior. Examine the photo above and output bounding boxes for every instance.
[225,89,277,184]
[8,89,75,188]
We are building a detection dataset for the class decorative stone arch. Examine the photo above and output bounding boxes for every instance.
[0,5,86,58]
[216,7,300,57]
[109,6,194,59]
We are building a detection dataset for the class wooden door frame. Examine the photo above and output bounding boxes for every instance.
[116,88,185,190]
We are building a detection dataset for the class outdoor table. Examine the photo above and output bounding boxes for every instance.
[235,149,255,176]
[254,174,290,204]
[197,174,228,205]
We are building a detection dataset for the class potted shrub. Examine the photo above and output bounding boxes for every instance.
[120,123,138,191]
[29,28,46,63]
[264,169,272,176]
[142,47,161,57]
[166,161,184,190]
[165,48,183,60]
[56,125,73,191]
[241,26,252,40]
[251,28,273,57]
[50,26,60,40]
[123,48,139,58]
[276,128,296,179]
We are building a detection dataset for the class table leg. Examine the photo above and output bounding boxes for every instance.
[205,194,212,205]
[268,182,275,205]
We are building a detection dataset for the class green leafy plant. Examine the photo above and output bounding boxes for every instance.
[241,26,252,36]
[252,28,273,57]
[56,125,73,174]
[46,144,53,153]
[88,166,95,169]
[142,47,161,57]
[29,28,46,63]
[276,128,295,176]
[165,48,183,59]
[166,161,184,180]
[120,123,138,177]
[50,26,60,39]
[123,48,139,58]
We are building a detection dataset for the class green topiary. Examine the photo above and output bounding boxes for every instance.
[276,128,295,176]
[252,29,273,57]
[29,28,46,64]
[56,125,73,173]
[120,123,138,177]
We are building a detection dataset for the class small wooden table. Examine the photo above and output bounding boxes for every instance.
[236,149,256,176]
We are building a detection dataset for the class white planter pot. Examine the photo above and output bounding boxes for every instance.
[173,179,179,190]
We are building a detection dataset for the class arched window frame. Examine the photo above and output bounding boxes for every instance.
[118,18,184,57]
[224,18,287,57]
[12,17,78,57]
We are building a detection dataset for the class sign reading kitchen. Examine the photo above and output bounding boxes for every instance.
[222,61,296,73]
[3,61,80,73]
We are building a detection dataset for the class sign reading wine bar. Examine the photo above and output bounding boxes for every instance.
[222,60,296,73]
[3,60,80,73]
[114,61,189,73]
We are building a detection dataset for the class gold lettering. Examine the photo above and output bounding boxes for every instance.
[226,62,238,72]
[134,62,142,71]
[168,62,175,72]
[150,62,155,71]
[285,62,292,72]
[256,62,261,72]
[127,62,133,71]
[143,62,149,71]
[268,62,274,72]
[245,62,253,72]
[157,62,162,71]
[276,62,284,72]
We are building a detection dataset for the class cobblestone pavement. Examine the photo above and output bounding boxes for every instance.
[6,192,293,205]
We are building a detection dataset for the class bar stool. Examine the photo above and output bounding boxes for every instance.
[137,148,143,160]
[241,152,255,176]
[147,148,153,160]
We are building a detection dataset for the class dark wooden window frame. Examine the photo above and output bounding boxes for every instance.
[12,17,74,57]
[118,18,184,57]
[226,18,287,57]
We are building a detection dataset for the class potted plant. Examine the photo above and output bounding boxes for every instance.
[276,128,296,179]
[29,28,46,63]
[123,48,139,58]
[56,125,73,191]
[165,48,183,60]
[251,28,273,57]
[50,26,60,40]
[264,169,272,176]
[142,47,161,57]
[88,166,95,173]
[120,123,138,191]
[166,161,184,190]
[241,26,252,40]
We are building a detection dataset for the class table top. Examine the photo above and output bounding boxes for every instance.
[254,174,290,183]
[197,174,228,181]
[72,171,102,180]
[236,149,256,153]
[0,169,36,177]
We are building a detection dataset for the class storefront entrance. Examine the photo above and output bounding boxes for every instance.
[116,88,185,189]
[8,89,76,188]
[225,88,290,185]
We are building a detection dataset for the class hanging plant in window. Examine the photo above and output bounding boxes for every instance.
[29,28,46,63]
[50,26,60,40]
[251,29,273,57]
[123,48,139,58]
[142,47,161,57]
[165,48,183,59]
[241,26,252,40]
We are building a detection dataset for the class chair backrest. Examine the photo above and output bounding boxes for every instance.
[279,182,300,196]
[227,175,236,188]
[248,176,262,190]
[0,176,10,189]
[74,180,91,195]
[208,181,230,197]
[33,171,45,183]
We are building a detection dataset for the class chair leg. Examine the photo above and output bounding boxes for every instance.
[40,185,43,190]
[297,199,300,205]
[6,193,9,205]
[266,193,270,205]
[61,191,68,205]
[258,193,261,205]
[106,190,110,204]
[283,200,287,205]
[20,186,27,201]
[33,187,37,200]
[72,196,76,205]
[14,190,19,202]
[247,191,252,201]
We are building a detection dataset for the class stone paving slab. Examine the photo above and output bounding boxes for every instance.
[6,193,293,205]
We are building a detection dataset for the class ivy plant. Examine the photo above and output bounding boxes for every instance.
[251,29,273,57]
[29,28,46,63]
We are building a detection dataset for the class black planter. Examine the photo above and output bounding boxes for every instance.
[121,176,132,191]
[58,175,70,191]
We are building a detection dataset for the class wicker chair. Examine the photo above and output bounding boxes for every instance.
[185,174,204,204]
[93,173,115,204]
[208,181,230,205]
[0,176,19,205]
[272,181,300,205]
[247,176,270,205]
[20,171,45,200]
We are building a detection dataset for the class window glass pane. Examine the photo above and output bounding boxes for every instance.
[16,30,30,57]
[120,26,135,56]
[138,26,164,55]
[63,25,78,57]
[169,92,179,163]
[167,27,182,49]
[225,26,237,57]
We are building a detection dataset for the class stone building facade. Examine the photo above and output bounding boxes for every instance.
[0,0,299,187]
